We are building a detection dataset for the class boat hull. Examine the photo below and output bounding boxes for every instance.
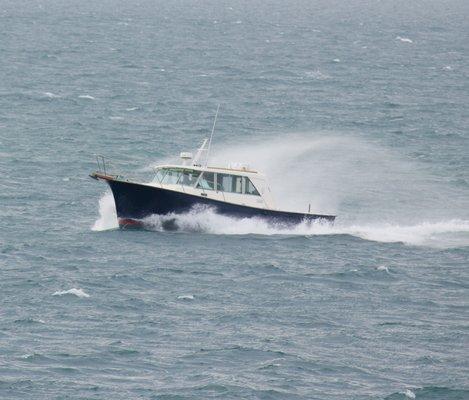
[95,176,335,229]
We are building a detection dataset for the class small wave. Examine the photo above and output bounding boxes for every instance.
[177,294,194,300]
[19,353,50,362]
[78,94,95,100]
[404,389,416,399]
[52,288,90,298]
[386,386,468,399]
[305,69,330,80]
[43,92,60,98]
[376,265,390,273]
[396,36,413,43]
[14,317,45,325]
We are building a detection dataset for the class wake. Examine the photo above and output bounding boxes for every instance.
[92,133,469,249]
[92,192,469,248]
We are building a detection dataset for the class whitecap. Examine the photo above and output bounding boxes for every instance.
[43,92,60,98]
[396,36,413,43]
[305,69,330,80]
[376,265,389,273]
[125,107,138,111]
[177,294,194,300]
[404,389,416,399]
[333,58,341,63]
[53,288,90,298]
[78,95,95,100]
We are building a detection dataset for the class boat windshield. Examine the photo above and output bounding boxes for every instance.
[154,168,201,186]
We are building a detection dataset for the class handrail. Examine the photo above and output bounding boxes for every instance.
[95,154,107,175]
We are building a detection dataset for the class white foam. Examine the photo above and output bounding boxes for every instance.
[53,288,90,298]
[177,294,194,300]
[376,265,389,272]
[305,69,330,80]
[43,92,60,98]
[92,192,118,231]
[125,107,138,111]
[404,389,416,399]
[91,192,469,247]
[339,220,469,247]
[396,36,413,43]
[141,208,469,248]
[78,94,95,100]
[96,134,469,248]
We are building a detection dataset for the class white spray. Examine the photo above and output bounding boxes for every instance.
[92,133,469,248]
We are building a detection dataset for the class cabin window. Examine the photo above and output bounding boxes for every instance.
[244,177,260,196]
[178,169,201,186]
[217,173,242,193]
[197,172,215,190]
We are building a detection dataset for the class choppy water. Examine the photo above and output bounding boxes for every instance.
[1,0,469,399]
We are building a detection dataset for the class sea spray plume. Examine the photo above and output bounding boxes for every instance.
[93,133,469,247]
[92,191,118,231]
[141,206,333,235]
[207,133,469,225]
[91,188,469,248]
[139,208,469,248]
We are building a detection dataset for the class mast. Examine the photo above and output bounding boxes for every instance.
[204,104,220,168]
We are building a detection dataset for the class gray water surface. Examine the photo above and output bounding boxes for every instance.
[1,1,468,399]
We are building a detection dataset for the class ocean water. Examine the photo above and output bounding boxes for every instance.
[1,0,469,399]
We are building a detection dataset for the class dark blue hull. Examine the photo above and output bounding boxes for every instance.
[93,174,335,228]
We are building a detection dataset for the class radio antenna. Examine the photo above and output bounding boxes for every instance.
[204,104,220,167]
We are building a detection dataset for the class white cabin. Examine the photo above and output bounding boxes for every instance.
[143,139,277,210]
[146,164,276,210]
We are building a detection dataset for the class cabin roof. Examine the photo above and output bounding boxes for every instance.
[156,164,261,177]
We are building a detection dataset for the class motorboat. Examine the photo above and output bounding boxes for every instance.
[90,136,335,229]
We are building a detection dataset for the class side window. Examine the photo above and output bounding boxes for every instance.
[217,173,242,193]
[244,177,260,196]
[197,172,215,190]
[217,173,232,192]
